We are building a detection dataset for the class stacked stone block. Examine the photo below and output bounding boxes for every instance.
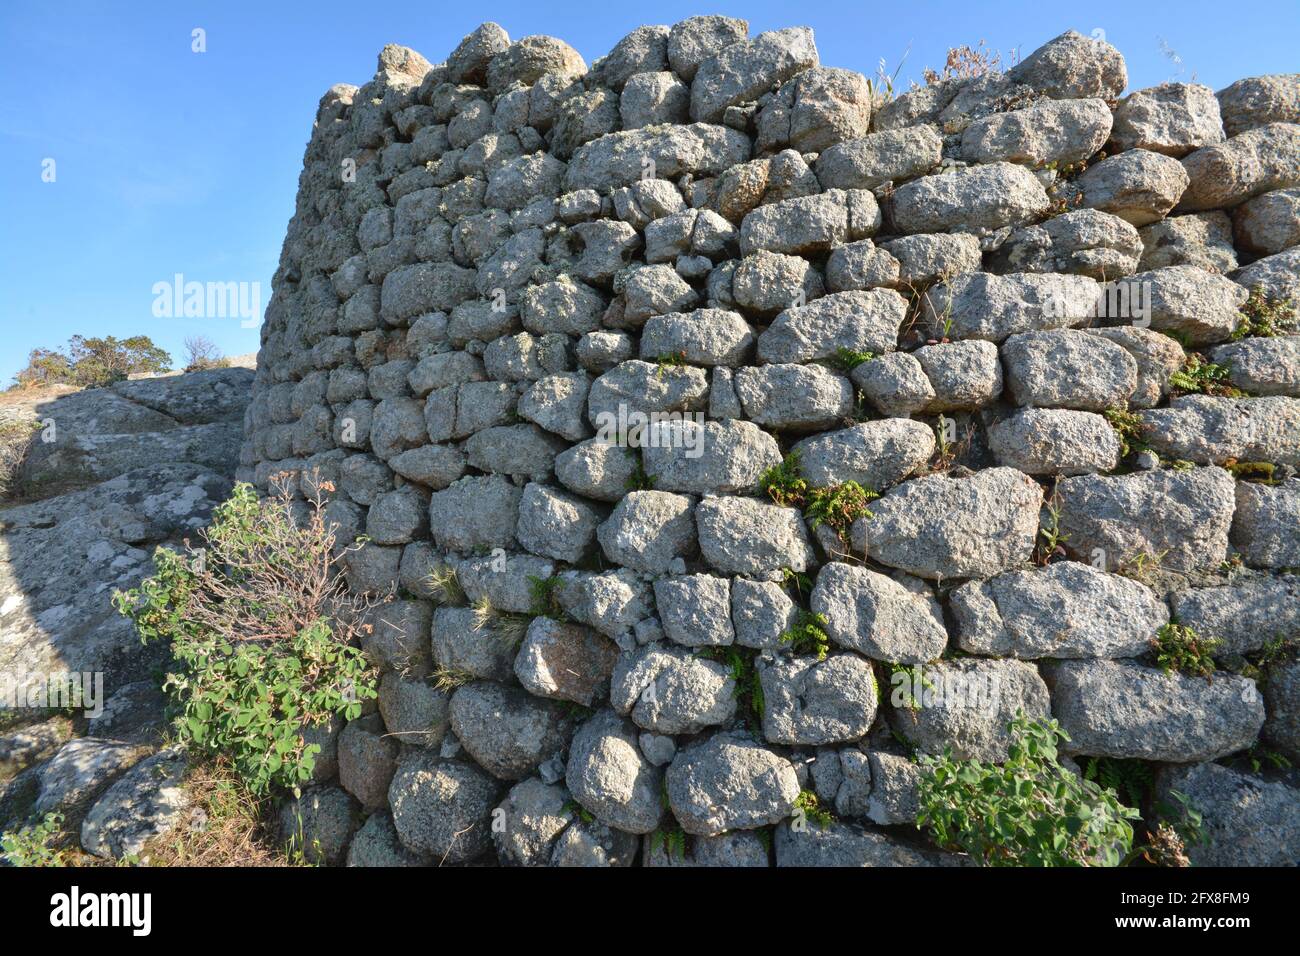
[240,19,1300,867]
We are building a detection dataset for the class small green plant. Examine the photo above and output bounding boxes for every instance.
[528,575,565,619]
[649,824,688,860]
[825,346,876,373]
[112,480,380,796]
[759,451,809,508]
[654,350,687,378]
[1,811,69,867]
[1233,288,1297,339]
[1104,407,1150,458]
[792,789,835,828]
[1152,623,1219,679]
[804,481,878,538]
[698,645,765,721]
[780,611,832,661]
[625,452,656,491]
[918,714,1140,867]
[1168,354,1242,397]
[1035,489,1069,565]
[562,799,596,824]
[781,566,814,600]
[1233,742,1293,775]
[887,662,934,711]
[1083,757,1155,809]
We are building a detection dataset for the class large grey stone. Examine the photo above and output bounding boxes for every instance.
[689,27,819,122]
[1055,466,1237,573]
[759,653,879,746]
[890,659,1051,761]
[1044,659,1264,761]
[565,709,663,834]
[666,731,800,835]
[951,562,1167,658]
[811,562,947,664]
[695,495,815,574]
[855,468,1042,580]
[389,753,502,862]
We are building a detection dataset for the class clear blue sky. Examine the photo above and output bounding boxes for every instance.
[2,0,1297,383]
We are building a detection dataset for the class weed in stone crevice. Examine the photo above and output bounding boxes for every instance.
[1233,288,1297,339]
[1034,486,1069,566]
[430,667,475,694]
[624,448,656,491]
[1151,622,1220,679]
[697,644,765,722]
[1168,353,1243,397]
[470,597,530,648]
[823,346,876,374]
[427,564,466,607]
[1104,406,1150,459]
[759,450,877,541]
[791,789,835,829]
[779,611,832,661]
[528,574,565,619]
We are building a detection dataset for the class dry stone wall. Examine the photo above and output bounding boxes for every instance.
[240,18,1300,866]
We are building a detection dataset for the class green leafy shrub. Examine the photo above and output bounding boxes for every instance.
[12,335,172,389]
[1,811,69,867]
[113,478,380,795]
[917,714,1140,866]
[1152,623,1219,679]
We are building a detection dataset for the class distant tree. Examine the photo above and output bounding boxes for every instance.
[10,335,172,390]
[65,335,172,387]
[12,348,74,389]
[184,335,229,372]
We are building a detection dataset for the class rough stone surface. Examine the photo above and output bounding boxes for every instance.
[666,731,800,835]
[1045,659,1264,762]
[951,562,1167,658]
[205,22,1300,867]
[855,468,1042,580]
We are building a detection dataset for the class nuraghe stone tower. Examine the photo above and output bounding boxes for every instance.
[240,17,1300,866]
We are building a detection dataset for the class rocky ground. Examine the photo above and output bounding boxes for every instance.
[0,366,254,859]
